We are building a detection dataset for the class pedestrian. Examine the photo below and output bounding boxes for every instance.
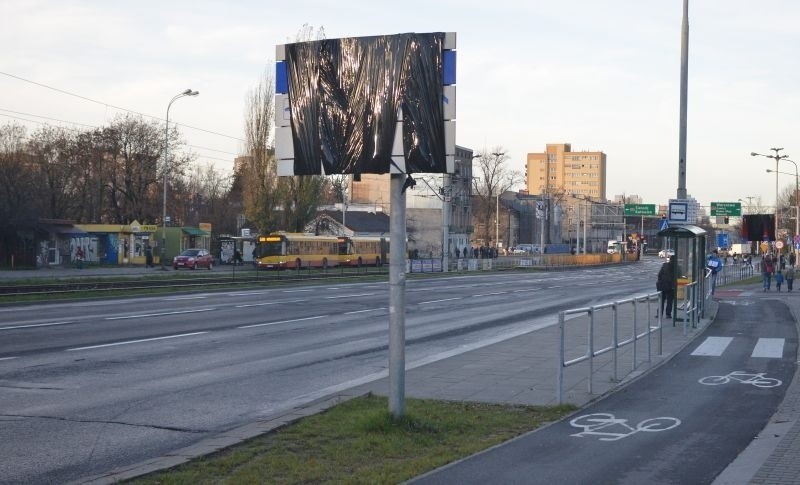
[780,254,786,270]
[75,246,84,269]
[706,249,722,295]
[775,267,785,292]
[790,252,797,267]
[784,265,795,292]
[145,246,153,268]
[761,253,775,292]
[233,248,243,266]
[657,257,674,319]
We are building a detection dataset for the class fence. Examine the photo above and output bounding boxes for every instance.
[557,292,662,404]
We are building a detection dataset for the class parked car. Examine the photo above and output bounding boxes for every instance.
[173,248,214,270]
[658,248,675,259]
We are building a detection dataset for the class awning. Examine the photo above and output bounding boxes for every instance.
[40,224,88,236]
[182,227,210,237]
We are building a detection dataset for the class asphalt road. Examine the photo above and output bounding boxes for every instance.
[1,261,664,483]
[413,298,798,484]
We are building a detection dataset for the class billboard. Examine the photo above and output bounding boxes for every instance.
[275,32,456,176]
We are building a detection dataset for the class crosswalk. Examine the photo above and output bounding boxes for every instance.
[691,336,786,359]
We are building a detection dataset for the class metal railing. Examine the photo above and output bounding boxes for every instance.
[557,292,662,404]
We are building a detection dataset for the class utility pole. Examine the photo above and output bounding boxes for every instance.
[677,0,689,200]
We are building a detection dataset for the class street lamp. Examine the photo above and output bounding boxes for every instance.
[767,159,799,255]
[161,88,199,269]
[752,148,788,243]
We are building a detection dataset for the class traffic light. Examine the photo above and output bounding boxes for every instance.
[724,216,729,224]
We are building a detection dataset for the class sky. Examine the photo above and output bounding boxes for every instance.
[2,0,799,211]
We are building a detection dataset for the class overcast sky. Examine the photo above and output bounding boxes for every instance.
[2,0,798,210]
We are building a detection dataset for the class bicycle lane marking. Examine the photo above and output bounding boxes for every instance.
[411,299,797,485]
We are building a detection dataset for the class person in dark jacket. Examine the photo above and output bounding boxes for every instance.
[656,258,675,318]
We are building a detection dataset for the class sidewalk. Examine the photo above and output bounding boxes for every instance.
[79,279,800,484]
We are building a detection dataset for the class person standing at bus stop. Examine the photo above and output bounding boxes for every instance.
[657,257,674,319]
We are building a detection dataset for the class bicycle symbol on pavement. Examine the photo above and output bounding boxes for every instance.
[698,371,782,388]
[569,413,681,441]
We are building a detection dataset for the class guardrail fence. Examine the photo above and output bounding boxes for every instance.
[557,292,662,404]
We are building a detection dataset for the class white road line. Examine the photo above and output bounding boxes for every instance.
[752,338,785,358]
[0,321,73,331]
[473,292,505,297]
[235,299,305,308]
[344,307,386,315]
[0,357,17,361]
[691,336,734,356]
[419,297,462,305]
[66,332,208,351]
[164,296,207,300]
[227,291,269,296]
[325,293,376,299]
[513,288,537,293]
[283,289,313,293]
[105,308,215,320]
[238,315,328,329]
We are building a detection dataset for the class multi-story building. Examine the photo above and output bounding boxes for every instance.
[526,143,607,201]
[347,145,475,257]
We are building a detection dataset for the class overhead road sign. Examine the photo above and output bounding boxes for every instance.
[624,204,657,216]
[710,202,742,216]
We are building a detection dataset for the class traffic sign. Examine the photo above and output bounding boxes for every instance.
[710,202,742,216]
[795,235,800,244]
[717,233,729,249]
[659,218,669,231]
[776,241,785,249]
[624,204,656,216]
[668,201,689,222]
[760,242,769,253]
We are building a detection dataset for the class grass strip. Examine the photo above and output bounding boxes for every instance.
[127,394,575,484]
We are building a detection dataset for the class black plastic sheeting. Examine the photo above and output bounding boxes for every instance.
[284,32,446,175]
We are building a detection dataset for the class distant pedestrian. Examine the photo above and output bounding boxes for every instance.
[232,249,243,266]
[145,246,153,268]
[706,249,722,295]
[790,252,797,267]
[761,254,775,292]
[75,247,84,269]
[775,268,785,292]
[784,265,795,292]
[657,257,674,319]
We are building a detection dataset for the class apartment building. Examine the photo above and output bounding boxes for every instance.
[526,143,607,201]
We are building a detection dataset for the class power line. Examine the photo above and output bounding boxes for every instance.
[1,108,240,157]
[0,70,246,142]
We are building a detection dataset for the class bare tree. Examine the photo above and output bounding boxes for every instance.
[471,147,522,246]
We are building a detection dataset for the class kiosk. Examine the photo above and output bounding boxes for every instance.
[656,224,708,326]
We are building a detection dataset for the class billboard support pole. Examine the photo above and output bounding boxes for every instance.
[389,173,406,418]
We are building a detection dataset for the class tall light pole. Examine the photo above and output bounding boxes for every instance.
[752,148,788,244]
[767,160,799,256]
[162,89,199,269]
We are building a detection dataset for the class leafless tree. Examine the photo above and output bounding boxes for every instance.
[471,147,522,246]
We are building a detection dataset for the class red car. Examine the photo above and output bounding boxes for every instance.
[173,248,214,270]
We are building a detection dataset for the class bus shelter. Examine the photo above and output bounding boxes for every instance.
[656,224,708,323]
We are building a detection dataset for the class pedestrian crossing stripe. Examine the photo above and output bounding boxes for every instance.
[751,338,785,358]
[692,337,733,356]
[691,337,786,359]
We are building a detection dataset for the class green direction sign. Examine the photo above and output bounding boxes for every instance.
[710,202,742,216]
[624,204,657,216]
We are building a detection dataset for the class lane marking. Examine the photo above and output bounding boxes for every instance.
[751,338,785,358]
[235,299,305,308]
[691,336,733,356]
[344,307,386,315]
[66,332,208,351]
[164,296,206,301]
[0,357,17,361]
[419,297,462,305]
[238,315,328,329]
[473,292,505,297]
[105,308,215,320]
[0,321,74,331]
[325,293,376,299]
[283,289,313,293]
